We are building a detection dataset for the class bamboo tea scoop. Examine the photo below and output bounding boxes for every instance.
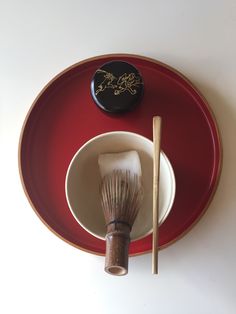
[152,116,162,274]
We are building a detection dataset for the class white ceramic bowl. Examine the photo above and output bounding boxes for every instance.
[65,131,175,241]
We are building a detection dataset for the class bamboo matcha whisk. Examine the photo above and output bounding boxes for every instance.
[100,168,143,276]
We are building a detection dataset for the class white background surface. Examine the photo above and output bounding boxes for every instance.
[1,1,236,313]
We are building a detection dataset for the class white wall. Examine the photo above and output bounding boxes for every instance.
[1,1,236,313]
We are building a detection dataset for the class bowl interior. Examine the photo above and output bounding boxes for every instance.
[65,132,175,241]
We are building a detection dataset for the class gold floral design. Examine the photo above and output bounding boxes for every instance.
[95,69,142,96]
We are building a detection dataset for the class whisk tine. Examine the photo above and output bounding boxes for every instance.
[101,170,143,228]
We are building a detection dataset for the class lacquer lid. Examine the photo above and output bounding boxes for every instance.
[91,61,144,113]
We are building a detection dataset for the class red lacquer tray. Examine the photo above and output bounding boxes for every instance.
[19,54,222,256]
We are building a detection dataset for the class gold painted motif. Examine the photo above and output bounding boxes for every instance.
[95,69,142,96]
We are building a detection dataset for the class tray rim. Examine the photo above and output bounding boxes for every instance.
[18,53,223,256]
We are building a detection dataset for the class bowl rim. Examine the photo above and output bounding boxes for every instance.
[65,131,176,241]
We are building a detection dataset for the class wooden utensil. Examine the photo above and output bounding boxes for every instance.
[152,116,162,274]
[100,169,143,275]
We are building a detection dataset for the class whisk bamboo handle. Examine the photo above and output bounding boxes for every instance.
[105,223,130,276]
